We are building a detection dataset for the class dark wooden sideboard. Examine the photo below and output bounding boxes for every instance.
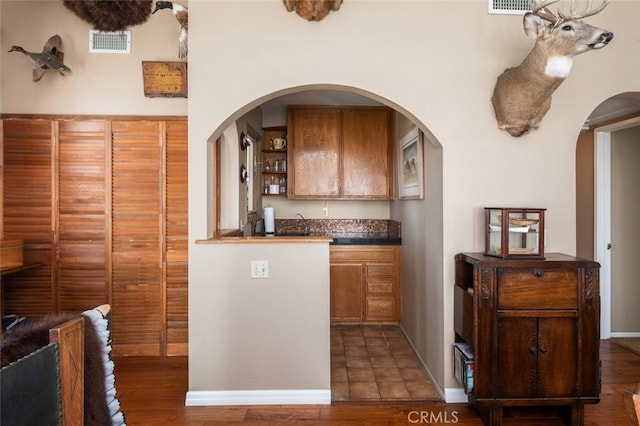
[454,252,601,426]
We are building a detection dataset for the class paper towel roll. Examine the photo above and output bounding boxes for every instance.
[264,207,275,235]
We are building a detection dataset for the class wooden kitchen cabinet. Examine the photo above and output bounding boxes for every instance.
[287,106,394,200]
[330,245,401,322]
[330,262,363,321]
[454,253,600,426]
[287,107,341,198]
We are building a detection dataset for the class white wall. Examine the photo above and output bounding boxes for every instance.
[187,241,331,404]
[188,0,639,395]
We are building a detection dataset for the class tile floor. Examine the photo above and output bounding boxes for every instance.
[330,324,441,402]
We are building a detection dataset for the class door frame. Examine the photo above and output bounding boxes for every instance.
[594,115,640,339]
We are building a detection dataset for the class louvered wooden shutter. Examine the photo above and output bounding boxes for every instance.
[57,120,109,311]
[165,121,188,355]
[111,121,163,356]
[1,119,55,317]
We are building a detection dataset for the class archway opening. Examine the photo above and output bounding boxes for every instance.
[208,84,446,397]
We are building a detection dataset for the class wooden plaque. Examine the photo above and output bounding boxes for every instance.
[142,61,187,98]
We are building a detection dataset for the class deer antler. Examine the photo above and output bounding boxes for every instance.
[558,0,609,21]
[530,0,561,23]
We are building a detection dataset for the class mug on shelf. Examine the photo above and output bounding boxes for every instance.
[271,138,287,150]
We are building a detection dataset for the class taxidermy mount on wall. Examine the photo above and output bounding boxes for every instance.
[8,34,71,83]
[491,0,613,137]
[63,0,153,32]
[152,1,188,59]
[283,0,343,21]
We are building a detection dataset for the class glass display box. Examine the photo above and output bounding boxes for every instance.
[484,208,545,259]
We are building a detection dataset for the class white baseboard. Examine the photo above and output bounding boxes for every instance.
[610,332,640,338]
[185,389,331,406]
[444,388,469,403]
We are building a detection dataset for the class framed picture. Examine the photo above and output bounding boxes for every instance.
[398,126,424,200]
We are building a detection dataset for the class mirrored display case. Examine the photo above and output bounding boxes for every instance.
[484,208,545,259]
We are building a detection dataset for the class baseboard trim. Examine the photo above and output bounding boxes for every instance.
[185,389,331,406]
[611,332,640,338]
[444,388,469,403]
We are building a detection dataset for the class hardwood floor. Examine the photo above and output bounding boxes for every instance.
[113,339,640,425]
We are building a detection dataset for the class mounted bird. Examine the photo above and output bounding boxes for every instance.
[8,34,71,83]
[152,1,188,59]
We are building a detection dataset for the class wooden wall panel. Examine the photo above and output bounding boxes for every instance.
[111,121,163,356]
[2,119,55,317]
[57,120,109,312]
[165,121,188,355]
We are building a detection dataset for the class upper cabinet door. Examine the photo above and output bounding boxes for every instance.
[288,107,341,198]
[342,109,393,199]
[287,106,394,200]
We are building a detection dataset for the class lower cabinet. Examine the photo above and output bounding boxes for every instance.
[454,252,600,426]
[330,245,401,322]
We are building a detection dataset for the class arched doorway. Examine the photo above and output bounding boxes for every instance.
[208,85,446,400]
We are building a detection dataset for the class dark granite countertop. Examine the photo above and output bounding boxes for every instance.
[246,219,402,245]
[244,231,401,245]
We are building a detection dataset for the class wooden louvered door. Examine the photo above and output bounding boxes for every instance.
[111,121,164,356]
[57,120,109,311]
[165,121,188,355]
[2,117,187,355]
[2,119,55,317]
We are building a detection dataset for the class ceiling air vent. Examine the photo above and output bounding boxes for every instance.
[89,30,131,54]
[489,0,530,15]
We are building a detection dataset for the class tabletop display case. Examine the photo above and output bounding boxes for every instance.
[484,208,545,259]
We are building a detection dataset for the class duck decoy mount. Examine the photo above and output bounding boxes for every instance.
[8,34,71,83]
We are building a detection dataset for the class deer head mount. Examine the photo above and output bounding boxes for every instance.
[491,0,613,137]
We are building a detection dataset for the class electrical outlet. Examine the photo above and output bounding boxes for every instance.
[250,260,269,278]
[322,207,328,217]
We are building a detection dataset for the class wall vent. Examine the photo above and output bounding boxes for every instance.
[89,30,131,54]
[489,0,530,15]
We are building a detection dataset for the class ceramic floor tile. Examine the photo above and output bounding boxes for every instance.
[378,381,411,400]
[365,336,387,346]
[399,367,429,382]
[331,354,346,367]
[362,327,384,337]
[343,335,366,346]
[331,381,350,401]
[370,354,397,368]
[332,367,348,383]
[367,345,392,356]
[345,344,369,357]
[330,324,440,402]
[345,354,372,368]
[347,367,376,382]
[349,381,380,399]
[393,354,422,368]
[405,380,440,399]
[373,367,404,382]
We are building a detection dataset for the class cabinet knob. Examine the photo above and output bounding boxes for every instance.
[534,269,544,278]
[529,347,537,354]
[539,346,548,354]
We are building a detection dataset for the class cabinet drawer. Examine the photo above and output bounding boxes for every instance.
[498,268,578,309]
[330,247,396,262]
[367,281,393,294]
[367,264,393,276]
[366,297,395,319]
